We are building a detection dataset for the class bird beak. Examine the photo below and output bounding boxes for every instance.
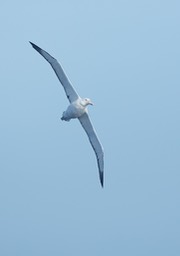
[89,101,94,106]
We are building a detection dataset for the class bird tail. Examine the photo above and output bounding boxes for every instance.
[61,112,70,122]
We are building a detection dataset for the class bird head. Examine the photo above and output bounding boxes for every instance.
[81,98,94,106]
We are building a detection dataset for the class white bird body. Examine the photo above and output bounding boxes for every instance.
[30,42,104,187]
[61,98,93,121]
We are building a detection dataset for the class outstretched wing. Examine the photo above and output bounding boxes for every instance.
[29,42,79,103]
[78,113,104,187]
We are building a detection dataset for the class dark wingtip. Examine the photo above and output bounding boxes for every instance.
[99,172,104,188]
[29,41,42,53]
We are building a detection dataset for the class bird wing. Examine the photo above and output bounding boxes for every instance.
[78,113,104,187]
[29,42,79,103]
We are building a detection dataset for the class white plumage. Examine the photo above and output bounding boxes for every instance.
[30,42,104,187]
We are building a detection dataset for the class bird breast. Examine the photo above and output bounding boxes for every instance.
[65,100,87,119]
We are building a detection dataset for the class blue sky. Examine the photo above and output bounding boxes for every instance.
[0,1,180,255]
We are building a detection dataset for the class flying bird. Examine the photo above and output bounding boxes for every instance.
[29,42,104,187]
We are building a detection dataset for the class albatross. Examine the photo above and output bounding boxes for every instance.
[29,42,104,187]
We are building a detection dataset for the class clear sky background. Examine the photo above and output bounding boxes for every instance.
[0,1,179,255]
